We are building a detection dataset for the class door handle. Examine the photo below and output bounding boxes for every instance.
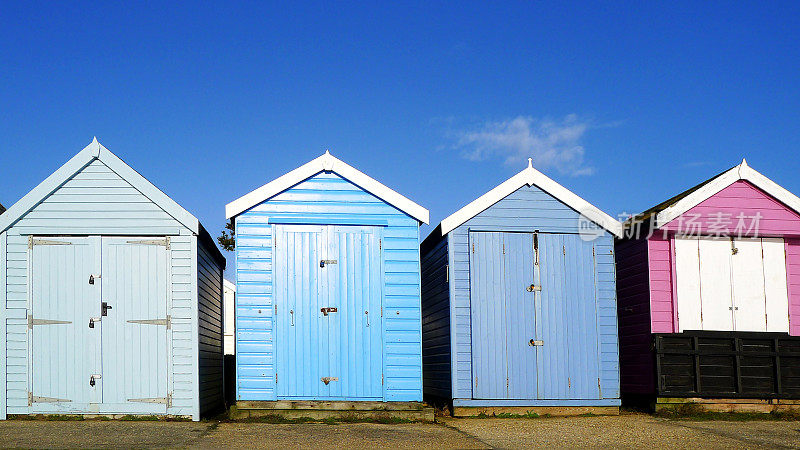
[321,307,338,316]
[365,310,370,327]
[290,309,294,326]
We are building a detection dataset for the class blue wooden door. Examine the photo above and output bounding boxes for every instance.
[275,225,327,398]
[504,232,538,399]
[327,226,383,399]
[536,233,601,400]
[100,237,170,413]
[469,231,601,400]
[469,231,537,399]
[30,236,101,412]
[275,225,383,400]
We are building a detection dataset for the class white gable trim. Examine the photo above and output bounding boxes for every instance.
[439,159,623,237]
[225,151,430,224]
[0,138,200,234]
[655,159,800,229]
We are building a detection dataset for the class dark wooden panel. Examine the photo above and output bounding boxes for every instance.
[655,331,800,399]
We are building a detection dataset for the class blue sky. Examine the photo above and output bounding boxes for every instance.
[1,2,799,274]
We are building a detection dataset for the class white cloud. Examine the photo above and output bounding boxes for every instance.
[455,114,596,176]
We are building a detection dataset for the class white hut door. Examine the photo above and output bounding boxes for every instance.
[29,236,101,411]
[675,237,790,333]
[730,239,767,331]
[100,237,170,412]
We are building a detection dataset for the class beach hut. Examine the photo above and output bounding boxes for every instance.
[616,159,800,411]
[420,159,623,416]
[0,138,225,420]
[225,151,429,415]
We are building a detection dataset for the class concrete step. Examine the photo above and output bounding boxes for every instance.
[231,401,434,422]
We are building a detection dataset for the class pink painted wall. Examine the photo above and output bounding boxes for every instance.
[787,239,800,336]
[661,181,800,236]
[650,180,800,335]
[648,236,674,333]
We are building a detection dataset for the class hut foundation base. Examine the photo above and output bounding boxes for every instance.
[655,397,800,414]
[230,401,434,422]
[452,406,620,417]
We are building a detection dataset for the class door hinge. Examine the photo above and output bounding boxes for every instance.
[568,377,571,389]
[502,243,505,255]
[274,304,277,315]
[28,314,71,330]
[445,264,449,282]
[379,239,382,250]
[506,377,509,389]
[598,378,602,397]
[472,242,475,254]
[128,393,172,408]
[275,373,278,384]
[127,315,171,329]
[126,237,170,249]
[28,392,70,405]
[382,374,384,385]
[563,245,566,256]
[28,237,72,249]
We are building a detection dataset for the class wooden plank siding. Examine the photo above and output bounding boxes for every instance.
[614,237,656,396]
[197,240,224,416]
[447,184,620,404]
[235,171,423,402]
[420,232,451,400]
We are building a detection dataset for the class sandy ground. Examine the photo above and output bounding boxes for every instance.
[0,413,798,449]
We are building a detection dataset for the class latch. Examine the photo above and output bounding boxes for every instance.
[526,285,542,292]
[321,377,339,385]
[319,259,338,268]
[529,339,544,347]
[89,374,101,387]
[101,302,112,316]
[321,307,338,316]
[89,317,101,328]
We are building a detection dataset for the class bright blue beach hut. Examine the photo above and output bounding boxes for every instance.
[226,151,429,406]
[421,159,623,415]
[0,138,225,421]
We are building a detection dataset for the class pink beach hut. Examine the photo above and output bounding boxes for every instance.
[615,159,800,410]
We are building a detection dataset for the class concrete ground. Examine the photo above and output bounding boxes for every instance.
[0,413,798,449]
[442,413,800,449]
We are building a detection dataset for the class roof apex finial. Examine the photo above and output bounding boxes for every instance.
[741,157,748,167]
[527,157,533,169]
[325,149,331,156]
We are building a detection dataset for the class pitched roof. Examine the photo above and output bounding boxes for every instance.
[638,159,800,229]
[0,138,201,235]
[225,151,430,224]
[437,159,623,237]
